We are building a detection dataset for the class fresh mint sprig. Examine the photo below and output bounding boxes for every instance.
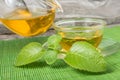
[44,50,58,65]
[64,41,106,72]
[14,34,62,66]
[14,34,107,72]
[15,42,45,66]
[45,34,62,50]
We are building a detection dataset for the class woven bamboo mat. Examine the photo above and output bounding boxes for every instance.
[0,26,120,80]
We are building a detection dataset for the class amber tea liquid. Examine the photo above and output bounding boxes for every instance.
[0,8,55,37]
[59,31,103,51]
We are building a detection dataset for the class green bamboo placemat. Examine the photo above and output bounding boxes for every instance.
[0,26,120,80]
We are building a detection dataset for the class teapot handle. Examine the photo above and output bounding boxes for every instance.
[48,0,63,13]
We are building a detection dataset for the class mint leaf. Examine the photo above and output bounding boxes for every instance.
[64,41,106,72]
[47,34,62,50]
[44,50,58,65]
[15,42,45,66]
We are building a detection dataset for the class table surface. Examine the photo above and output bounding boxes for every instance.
[1,23,120,40]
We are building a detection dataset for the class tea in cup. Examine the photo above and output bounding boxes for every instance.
[53,18,106,51]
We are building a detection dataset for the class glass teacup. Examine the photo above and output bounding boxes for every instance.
[53,18,106,51]
[0,0,61,37]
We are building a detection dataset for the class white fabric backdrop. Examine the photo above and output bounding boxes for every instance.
[56,0,120,24]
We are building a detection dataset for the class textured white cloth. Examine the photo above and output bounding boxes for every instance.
[56,0,120,24]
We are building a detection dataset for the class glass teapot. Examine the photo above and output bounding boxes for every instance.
[0,0,62,37]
